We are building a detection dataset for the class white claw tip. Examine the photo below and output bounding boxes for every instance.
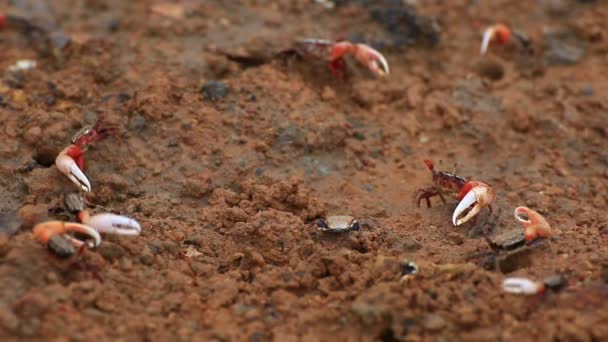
[56,154,91,192]
[452,190,478,226]
[480,27,495,56]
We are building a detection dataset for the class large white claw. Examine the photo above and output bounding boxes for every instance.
[452,184,495,226]
[502,277,543,295]
[356,44,390,76]
[480,27,496,56]
[86,213,142,236]
[55,154,91,192]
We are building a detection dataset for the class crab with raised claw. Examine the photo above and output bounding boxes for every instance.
[480,23,532,56]
[294,39,389,78]
[65,193,142,236]
[55,120,115,192]
[413,160,496,226]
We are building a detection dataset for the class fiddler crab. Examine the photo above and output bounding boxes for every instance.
[473,206,552,272]
[311,215,362,233]
[33,194,141,254]
[55,120,115,192]
[413,160,496,226]
[480,23,533,56]
[288,39,389,78]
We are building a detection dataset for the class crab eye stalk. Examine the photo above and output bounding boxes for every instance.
[350,220,361,231]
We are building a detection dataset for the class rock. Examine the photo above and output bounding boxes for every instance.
[423,314,446,331]
[18,205,48,230]
[543,28,586,66]
[240,250,266,270]
[48,235,76,258]
[23,126,42,145]
[509,109,532,133]
[393,239,421,251]
[447,232,465,245]
[98,241,126,261]
[543,275,567,291]
[321,86,336,101]
[351,301,389,326]
[64,193,85,212]
[201,81,230,101]
[139,245,155,265]
[0,211,22,237]
[0,307,19,332]
[128,115,147,131]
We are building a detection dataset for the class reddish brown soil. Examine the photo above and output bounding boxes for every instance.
[1,0,608,340]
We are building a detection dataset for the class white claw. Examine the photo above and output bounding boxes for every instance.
[502,277,543,295]
[371,51,390,76]
[452,190,478,226]
[55,154,91,192]
[85,213,142,235]
[514,206,532,224]
[452,185,495,226]
[480,27,495,56]
[355,44,390,76]
[67,224,102,248]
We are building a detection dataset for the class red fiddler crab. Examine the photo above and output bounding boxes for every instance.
[480,23,532,56]
[55,120,115,192]
[290,39,389,78]
[414,160,496,226]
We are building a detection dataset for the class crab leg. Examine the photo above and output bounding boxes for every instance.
[452,181,495,226]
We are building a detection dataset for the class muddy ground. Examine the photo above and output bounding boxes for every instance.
[1,0,608,340]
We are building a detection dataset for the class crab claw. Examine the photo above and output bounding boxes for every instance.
[452,181,495,226]
[480,24,512,55]
[33,221,101,248]
[84,213,142,236]
[502,277,544,295]
[55,150,91,192]
[354,43,390,76]
[514,206,552,242]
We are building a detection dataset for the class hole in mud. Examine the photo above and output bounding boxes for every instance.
[475,59,504,81]
[379,328,397,342]
[33,147,57,167]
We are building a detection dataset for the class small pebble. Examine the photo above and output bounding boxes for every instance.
[423,314,446,331]
[129,115,147,131]
[201,81,230,101]
[48,235,76,258]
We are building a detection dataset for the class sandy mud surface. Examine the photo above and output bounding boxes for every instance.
[1,0,608,340]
